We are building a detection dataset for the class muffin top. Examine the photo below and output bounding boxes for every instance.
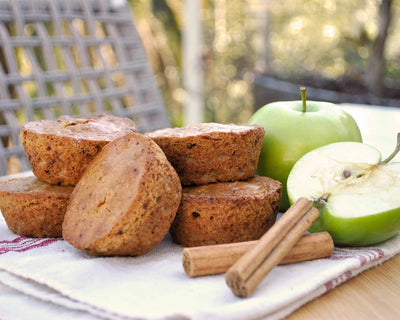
[182,176,282,199]
[147,123,263,138]
[0,175,74,194]
[22,114,136,140]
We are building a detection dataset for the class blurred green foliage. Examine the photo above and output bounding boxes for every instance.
[129,0,400,126]
[267,1,399,83]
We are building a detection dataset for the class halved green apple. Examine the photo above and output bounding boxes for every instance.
[287,135,400,246]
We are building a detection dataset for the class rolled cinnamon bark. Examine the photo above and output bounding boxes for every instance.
[225,197,320,297]
[183,231,333,278]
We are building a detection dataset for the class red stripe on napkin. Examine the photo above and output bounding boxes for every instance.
[0,237,61,255]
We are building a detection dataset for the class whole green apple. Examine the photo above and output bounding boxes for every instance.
[248,88,362,211]
[287,135,400,246]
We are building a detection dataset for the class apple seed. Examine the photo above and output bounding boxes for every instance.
[343,169,351,179]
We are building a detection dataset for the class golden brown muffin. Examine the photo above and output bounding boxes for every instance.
[170,175,282,247]
[21,113,136,186]
[146,123,265,185]
[0,175,74,238]
[62,133,182,256]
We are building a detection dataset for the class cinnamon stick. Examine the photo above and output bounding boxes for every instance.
[225,197,319,298]
[183,232,333,277]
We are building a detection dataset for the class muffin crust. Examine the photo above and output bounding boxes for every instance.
[0,175,73,238]
[62,133,182,256]
[170,175,282,247]
[147,123,265,185]
[21,114,136,185]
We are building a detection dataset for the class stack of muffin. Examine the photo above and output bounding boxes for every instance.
[147,123,282,247]
[0,114,137,239]
[0,114,182,257]
[0,115,282,256]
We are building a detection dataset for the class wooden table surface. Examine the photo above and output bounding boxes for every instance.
[287,253,400,319]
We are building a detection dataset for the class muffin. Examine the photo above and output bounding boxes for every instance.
[62,133,182,256]
[0,174,74,238]
[146,123,265,185]
[170,175,282,247]
[21,113,136,185]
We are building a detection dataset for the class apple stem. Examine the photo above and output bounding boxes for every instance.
[313,193,329,208]
[382,132,400,164]
[300,87,307,113]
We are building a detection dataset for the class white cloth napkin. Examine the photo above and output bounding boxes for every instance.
[0,213,399,320]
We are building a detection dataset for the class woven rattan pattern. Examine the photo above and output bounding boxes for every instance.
[0,0,170,175]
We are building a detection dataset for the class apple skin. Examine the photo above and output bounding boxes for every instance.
[248,101,362,210]
[310,204,400,246]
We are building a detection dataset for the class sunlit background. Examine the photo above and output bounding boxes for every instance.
[129,0,400,126]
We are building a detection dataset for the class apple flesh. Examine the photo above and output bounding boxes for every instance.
[287,141,400,246]
[248,100,362,210]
